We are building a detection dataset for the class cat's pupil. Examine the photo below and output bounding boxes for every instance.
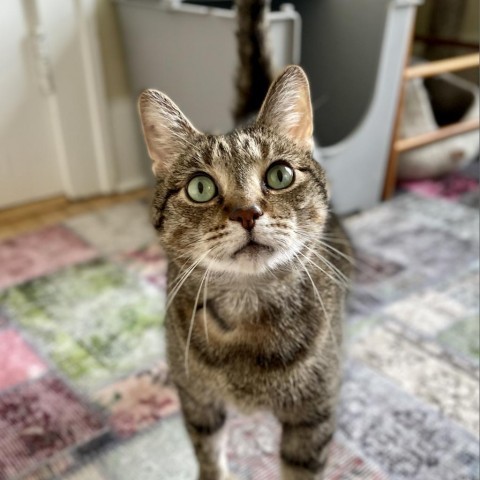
[277,170,283,183]
[198,182,204,194]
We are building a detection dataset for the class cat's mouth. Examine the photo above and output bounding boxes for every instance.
[233,240,273,257]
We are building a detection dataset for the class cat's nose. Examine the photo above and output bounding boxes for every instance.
[229,205,263,230]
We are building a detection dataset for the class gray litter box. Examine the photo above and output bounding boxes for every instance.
[114,0,300,133]
[115,0,422,213]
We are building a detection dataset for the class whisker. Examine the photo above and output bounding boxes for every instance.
[317,239,354,265]
[295,229,354,265]
[168,257,196,292]
[296,249,350,290]
[303,245,350,286]
[294,254,341,363]
[203,269,211,344]
[316,233,351,246]
[294,232,362,282]
[287,258,332,364]
[298,230,381,272]
[294,254,328,319]
[166,249,212,312]
[167,261,199,306]
[185,269,209,376]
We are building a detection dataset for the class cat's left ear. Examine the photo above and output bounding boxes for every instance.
[138,89,201,177]
[256,65,314,150]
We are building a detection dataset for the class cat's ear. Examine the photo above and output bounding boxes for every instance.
[138,89,200,176]
[256,65,314,149]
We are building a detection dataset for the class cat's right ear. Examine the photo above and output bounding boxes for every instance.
[256,65,314,150]
[138,89,200,177]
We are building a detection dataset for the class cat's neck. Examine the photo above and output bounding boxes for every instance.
[197,263,303,325]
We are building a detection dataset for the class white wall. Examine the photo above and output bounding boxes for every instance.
[0,1,63,208]
[0,0,148,209]
[39,0,148,196]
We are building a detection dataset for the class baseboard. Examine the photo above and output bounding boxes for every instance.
[115,176,149,193]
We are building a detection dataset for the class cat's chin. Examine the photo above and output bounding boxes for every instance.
[206,248,291,276]
[232,240,273,258]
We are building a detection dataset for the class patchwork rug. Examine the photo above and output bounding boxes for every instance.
[0,190,478,480]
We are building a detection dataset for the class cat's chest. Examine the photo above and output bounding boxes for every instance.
[210,285,286,326]
[198,284,311,358]
[193,293,324,410]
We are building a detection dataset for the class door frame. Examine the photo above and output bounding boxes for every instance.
[26,0,118,200]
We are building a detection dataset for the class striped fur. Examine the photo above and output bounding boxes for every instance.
[138,35,352,480]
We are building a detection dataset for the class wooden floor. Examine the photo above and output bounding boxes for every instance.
[0,188,151,241]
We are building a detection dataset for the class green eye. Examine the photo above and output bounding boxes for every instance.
[187,175,217,203]
[266,163,294,190]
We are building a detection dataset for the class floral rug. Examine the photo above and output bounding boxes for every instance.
[0,190,478,480]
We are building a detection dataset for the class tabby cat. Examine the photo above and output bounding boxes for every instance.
[137,1,352,479]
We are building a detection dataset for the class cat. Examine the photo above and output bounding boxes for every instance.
[137,1,352,479]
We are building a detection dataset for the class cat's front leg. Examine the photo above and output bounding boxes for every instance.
[177,386,232,480]
[278,409,335,480]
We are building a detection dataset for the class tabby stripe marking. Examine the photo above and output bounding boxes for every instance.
[186,410,226,436]
[280,432,333,473]
[203,301,233,332]
[297,166,328,199]
[153,187,181,230]
[282,411,331,431]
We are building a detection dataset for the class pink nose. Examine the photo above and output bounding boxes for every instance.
[229,206,263,230]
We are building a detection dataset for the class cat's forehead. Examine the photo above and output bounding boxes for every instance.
[207,131,268,166]
[196,132,267,195]
[196,129,298,170]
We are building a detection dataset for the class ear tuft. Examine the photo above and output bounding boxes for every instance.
[256,66,314,149]
[137,89,200,177]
